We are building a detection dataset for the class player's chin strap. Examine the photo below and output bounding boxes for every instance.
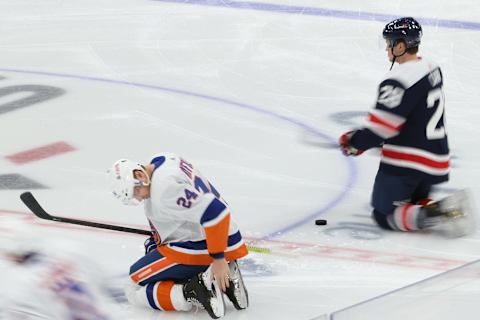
[389,40,407,70]
[139,165,151,186]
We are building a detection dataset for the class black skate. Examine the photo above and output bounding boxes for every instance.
[424,189,477,237]
[224,260,249,310]
[183,267,225,319]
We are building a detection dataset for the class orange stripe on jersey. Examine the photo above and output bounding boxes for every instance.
[204,213,230,255]
[227,243,249,262]
[130,257,176,284]
[159,246,212,265]
[157,281,175,311]
[158,243,249,266]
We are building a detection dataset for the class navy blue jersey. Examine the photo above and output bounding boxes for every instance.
[350,58,449,184]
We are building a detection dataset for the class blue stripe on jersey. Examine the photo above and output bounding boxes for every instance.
[150,156,166,170]
[169,230,242,250]
[146,283,160,310]
[200,198,226,225]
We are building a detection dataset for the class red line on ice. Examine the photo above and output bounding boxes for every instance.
[0,208,467,271]
[6,141,76,164]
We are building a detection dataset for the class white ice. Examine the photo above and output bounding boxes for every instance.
[0,0,480,319]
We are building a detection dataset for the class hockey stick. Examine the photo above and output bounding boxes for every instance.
[19,192,272,254]
[19,191,151,235]
[298,129,339,149]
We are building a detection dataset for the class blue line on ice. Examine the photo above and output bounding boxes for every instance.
[154,0,480,31]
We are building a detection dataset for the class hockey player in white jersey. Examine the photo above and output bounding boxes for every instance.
[107,154,249,319]
[0,218,120,320]
[339,17,476,237]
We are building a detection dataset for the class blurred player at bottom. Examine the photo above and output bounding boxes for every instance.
[107,153,249,319]
[0,218,120,320]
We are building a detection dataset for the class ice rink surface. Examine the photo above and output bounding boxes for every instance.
[1,0,480,319]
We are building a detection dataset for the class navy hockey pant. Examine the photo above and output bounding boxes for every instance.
[129,249,208,286]
[371,170,432,230]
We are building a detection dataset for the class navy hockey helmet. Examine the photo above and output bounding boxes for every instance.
[383,17,422,49]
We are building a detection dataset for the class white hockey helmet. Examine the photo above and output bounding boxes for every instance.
[106,159,150,205]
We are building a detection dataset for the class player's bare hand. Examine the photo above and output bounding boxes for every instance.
[211,258,230,292]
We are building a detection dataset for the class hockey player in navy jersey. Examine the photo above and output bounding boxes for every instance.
[339,17,475,236]
[106,154,249,319]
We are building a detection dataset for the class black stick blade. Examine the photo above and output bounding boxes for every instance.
[20,191,53,220]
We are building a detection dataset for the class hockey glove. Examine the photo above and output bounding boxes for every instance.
[339,131,364,156]
[144,236,158,254]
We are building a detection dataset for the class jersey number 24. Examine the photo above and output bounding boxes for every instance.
[176,177,221,208]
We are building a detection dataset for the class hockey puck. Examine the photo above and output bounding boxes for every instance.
[315,219,327,226]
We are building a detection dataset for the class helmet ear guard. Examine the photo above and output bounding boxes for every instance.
[385,38,403,49]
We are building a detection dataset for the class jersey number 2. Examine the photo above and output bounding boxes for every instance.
[426,88,446,140]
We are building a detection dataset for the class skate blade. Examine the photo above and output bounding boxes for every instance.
[440,189,477,238]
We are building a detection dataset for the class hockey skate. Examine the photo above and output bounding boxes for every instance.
[183,267,225,319]
[224,260,249,310]
[424,189,477,238]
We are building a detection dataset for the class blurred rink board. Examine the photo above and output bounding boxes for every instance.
[327,258,480,320]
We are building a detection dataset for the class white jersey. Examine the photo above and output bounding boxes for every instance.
[143,154,248,265]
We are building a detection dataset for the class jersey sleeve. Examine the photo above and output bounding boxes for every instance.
[350,78,419,150]
[159,176,231,259]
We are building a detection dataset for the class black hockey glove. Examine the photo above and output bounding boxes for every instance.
[144,236,158,254]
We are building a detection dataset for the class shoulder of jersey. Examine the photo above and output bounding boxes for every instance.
[383,58,440,89]
[149,153,180,176]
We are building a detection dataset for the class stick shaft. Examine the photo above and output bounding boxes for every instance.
[20,192,151,235]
